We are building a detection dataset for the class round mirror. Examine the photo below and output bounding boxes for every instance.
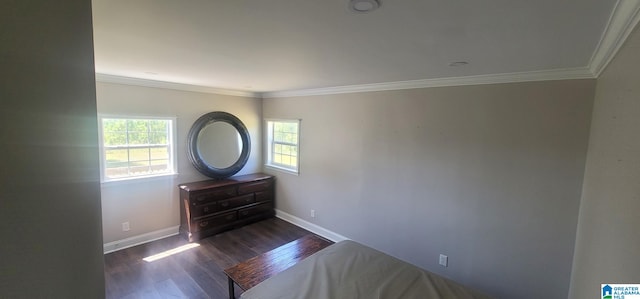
[197,122,242,169]
[187,112,250,179]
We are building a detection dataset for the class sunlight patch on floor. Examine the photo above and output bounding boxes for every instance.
[143,243,200,262]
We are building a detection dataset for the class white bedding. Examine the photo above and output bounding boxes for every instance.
[240,240,491,299]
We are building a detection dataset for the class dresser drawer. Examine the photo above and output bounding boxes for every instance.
[222,194,255,210]
[238,202,272,219]
[194,187,237,203]
[195,211,237,232]
[191,201,219,218]
[238,179,273,195]
[255,190,273,203]
[191,194,255,217]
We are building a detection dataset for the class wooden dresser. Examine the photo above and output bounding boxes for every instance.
[179,173,275,242]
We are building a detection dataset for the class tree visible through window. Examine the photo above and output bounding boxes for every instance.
[100,117,176,181]
[266,120,300,173]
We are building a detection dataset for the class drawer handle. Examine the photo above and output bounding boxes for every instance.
[199,221,208,227]
[221,202,229,207]
[203,207,209,212]
[226,214,235,220]
[241,211,249,216]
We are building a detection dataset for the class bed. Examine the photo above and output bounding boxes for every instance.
[240,240,491,299]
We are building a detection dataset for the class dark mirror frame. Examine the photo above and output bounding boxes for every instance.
[186,111,251,179]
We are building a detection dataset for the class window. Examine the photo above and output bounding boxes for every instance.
[265,119,300,174]
[99,116,177,182]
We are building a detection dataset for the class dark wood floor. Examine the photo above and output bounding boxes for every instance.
[104,218,313,299]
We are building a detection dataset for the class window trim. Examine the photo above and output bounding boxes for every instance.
[264,118,300,175]
[98,114,178,183]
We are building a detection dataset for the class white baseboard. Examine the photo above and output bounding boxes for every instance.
[103,225,180,254]
[103,211,345,254]
[275,209,349,242]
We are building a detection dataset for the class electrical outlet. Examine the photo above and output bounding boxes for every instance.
[310,209,316,218]
[122,221,130,232]
[439,254,448,267]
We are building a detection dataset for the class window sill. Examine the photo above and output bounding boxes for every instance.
[264,164,299,176]
[101,172,179,186]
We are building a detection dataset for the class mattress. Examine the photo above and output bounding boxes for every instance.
[240,240,491,299]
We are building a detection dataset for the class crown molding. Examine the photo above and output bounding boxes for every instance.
[589,0,640,77]
[95,73,259,98]
[260,67,595,98]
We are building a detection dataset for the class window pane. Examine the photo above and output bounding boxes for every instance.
[150,159,169,166]
[129,148,150,163]
[149,132,167,144]
[103,119,126,132]
[274,132,284,142]
[103,132,126,146]
[128,132,148,145]
[105,146,129,178]
[127,119,148,132]
[105,166,129,178]
[150,158,169,172]
[129,163,150,176]
[150,147,168,160]
[105,148,128,163]
[149,120,168,132]
[282,123,296,133]
[106,161,129,168]
[281,155,291,166]
[282,144,291,155]
[287,145,296,156]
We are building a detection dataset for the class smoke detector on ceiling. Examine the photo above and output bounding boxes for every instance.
[348,0,380,13]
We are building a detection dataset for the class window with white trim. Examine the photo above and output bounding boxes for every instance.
[99,116,177,182]
[265,119,300,174]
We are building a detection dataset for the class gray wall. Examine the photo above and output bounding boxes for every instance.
[0,1,105,298]
[97,82,262,243]
[569,24,640,298]
[263,80,595,299]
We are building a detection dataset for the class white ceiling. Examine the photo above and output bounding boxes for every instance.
[92,0,637,96]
